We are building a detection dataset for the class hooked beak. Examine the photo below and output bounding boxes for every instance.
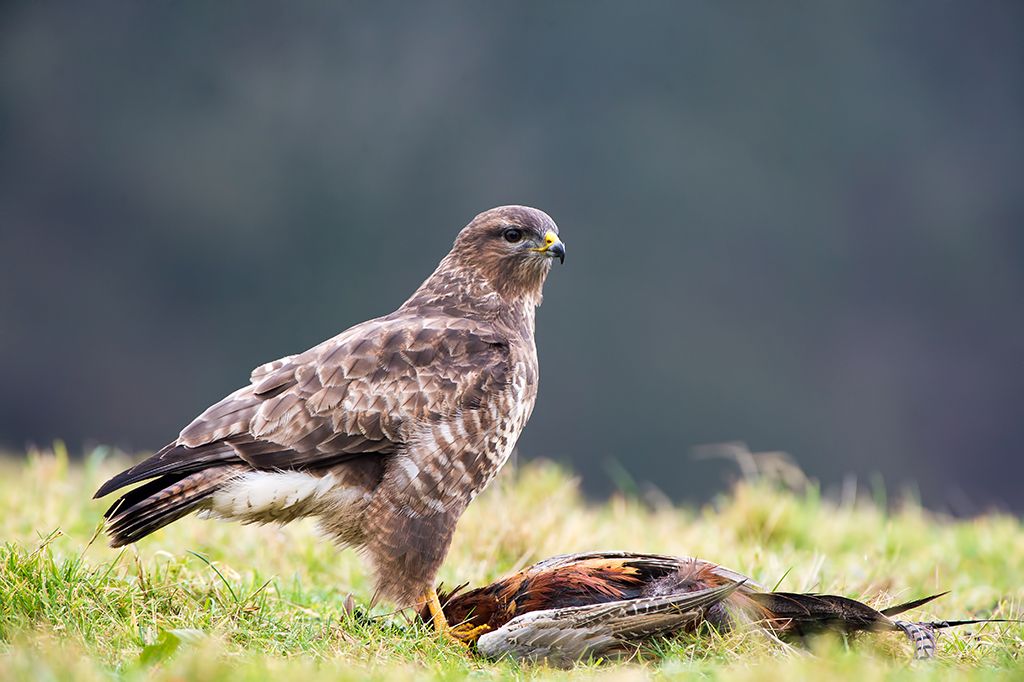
[540,231,565,264]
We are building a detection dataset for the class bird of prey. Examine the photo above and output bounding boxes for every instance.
[94,205,565,633]
[426,551,999,665]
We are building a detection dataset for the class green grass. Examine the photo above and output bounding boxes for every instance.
[1,444,1021,681]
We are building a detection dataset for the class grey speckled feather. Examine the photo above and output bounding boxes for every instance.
[476,582,742,667]
[95,205,565,607]
[432,551,1007,665]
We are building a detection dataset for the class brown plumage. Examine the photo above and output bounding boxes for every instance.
[425,551,997,665]
[94,206,565,626]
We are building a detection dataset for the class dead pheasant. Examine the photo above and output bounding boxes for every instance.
[421,551,1005,666]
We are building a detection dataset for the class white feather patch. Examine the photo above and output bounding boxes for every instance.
[207,471,336,521]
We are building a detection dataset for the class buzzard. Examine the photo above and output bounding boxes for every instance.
[94,205,565,633]
[425,551,993,665]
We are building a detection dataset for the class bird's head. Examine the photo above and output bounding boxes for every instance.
[451,205,565,302]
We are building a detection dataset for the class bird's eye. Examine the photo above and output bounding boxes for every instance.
[503,228,523,244]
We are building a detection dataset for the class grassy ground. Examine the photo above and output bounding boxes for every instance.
[1,444,1021,681]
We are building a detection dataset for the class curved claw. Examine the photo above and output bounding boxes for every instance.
[423,586,481,647]
[450,622,492,643]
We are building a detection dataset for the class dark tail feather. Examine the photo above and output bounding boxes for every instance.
[104,465,245,547]
[103,472,192,519]
[880,592,948,617]
[925,618,1020,628]
[899,617,1023,660]
[753,590,1018,661]
[95,442,242,498]
[750,592,897,636]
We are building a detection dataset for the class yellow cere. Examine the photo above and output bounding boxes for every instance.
[533,231,562,253]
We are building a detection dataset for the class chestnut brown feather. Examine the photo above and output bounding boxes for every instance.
[427,551,996,666]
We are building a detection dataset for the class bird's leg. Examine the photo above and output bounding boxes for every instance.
[424,586,450,633]
[422,586,491,643]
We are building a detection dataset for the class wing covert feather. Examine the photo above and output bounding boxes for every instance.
[100,312,510,495]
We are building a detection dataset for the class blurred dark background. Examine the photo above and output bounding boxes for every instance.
[2,3,1022,513]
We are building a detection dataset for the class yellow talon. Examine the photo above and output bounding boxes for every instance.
[450,622,492,643]
[422,586,492,646]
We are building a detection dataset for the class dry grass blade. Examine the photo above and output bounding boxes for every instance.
[0,448,1021,681]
